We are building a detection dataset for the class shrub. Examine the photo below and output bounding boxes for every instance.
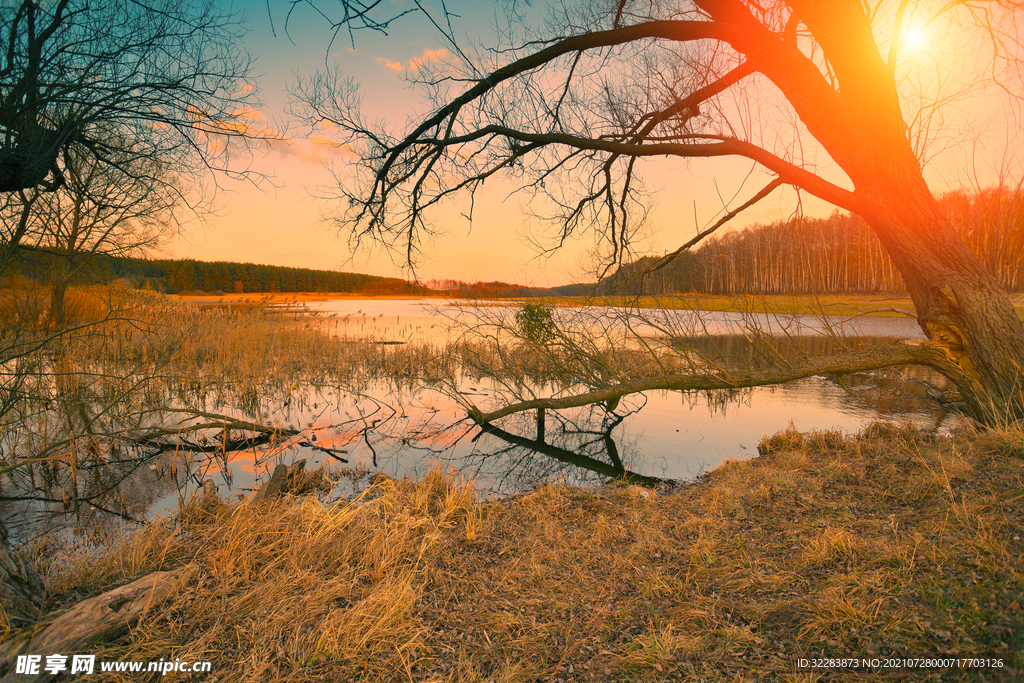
[515,303,557,343]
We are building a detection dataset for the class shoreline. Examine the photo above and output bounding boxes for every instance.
[9,422,1022,681]
[169,291,1024,319]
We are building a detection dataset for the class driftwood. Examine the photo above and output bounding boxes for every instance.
[251,459,314,504]
[0,566,193,683]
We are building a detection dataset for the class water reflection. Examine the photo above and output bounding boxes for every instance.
[146,367,960,518]
[292,298,927,344]
[477,410,668,489]
[1,298,965,541]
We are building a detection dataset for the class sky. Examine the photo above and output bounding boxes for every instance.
[161,1,1023,287]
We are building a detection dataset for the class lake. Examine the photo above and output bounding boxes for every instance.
[1,297,963,540]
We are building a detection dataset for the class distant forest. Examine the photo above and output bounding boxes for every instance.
[600,187,1024,295]
[6,251,586,298]
[8,253,405,294]
[8,188,1018,299]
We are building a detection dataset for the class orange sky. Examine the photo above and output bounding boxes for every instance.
[162,1,1023,287]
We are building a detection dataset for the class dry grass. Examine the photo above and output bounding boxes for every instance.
[35,423,1024,682]
[54,289,462,390]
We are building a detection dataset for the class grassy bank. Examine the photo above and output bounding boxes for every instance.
[35,422,1023,682]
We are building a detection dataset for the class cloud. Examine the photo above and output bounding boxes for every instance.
[262,133,358,166]
[194,105,356,166]
[408,48,449,74]
[375,57,403,72]
[231,106,267,123]
[308,135,358,159]
[375,47,451,74]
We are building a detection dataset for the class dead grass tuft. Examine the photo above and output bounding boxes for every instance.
[29,425,1024,681]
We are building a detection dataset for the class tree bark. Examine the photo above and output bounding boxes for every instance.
[714,0,1024,422]
[858,188,1024,421]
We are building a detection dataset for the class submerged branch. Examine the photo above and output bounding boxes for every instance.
[467,341,948,425]
[136,408,301,443]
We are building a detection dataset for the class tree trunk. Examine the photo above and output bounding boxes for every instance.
[48,278,69,327]
[859,188,1024,422]
[761,0,1024,422]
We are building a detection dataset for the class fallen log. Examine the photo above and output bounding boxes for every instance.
[0,566,193,683]
[467,342,950,424]
[0,522,44,631]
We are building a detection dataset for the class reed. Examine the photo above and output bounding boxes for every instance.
[35,422,1024,681]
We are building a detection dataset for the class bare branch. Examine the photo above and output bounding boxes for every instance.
[649,176,785,273]
[468,341,949,425]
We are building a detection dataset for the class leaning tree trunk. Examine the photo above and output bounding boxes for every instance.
[758,1,1024,423]
[858,184,1024,423]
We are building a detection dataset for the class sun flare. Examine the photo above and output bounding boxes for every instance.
[903,27,927,53]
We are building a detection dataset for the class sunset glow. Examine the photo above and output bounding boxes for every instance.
[154,0,1017,288]
[903,27,926,52]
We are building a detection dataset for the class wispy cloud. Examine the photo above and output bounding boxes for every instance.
[194,105,356,166]
[408,48,449,73]
[375,47,451,74]
[266,133,358,165]
[375,57,403,72]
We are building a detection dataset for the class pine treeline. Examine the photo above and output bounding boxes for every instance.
[6,253,569,297]
[602,188,1024,295]
[8,253,415,294]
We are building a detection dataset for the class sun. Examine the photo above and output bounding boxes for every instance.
[903,27,927,53]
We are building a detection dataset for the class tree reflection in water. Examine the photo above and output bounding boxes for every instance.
[392,397,673,495]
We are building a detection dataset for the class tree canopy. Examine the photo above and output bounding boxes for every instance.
[0,0,261,198]
[295,0,1024,422]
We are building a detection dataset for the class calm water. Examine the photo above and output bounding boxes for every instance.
[3,298,961,540]
[149,370,954,510]
[151,300,954,509]
[288,297,927,343]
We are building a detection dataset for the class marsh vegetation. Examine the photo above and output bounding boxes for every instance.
[0,282,1019,682]
[20,420,1024,681]
[3,0,1024,678]
[0,283,963,538]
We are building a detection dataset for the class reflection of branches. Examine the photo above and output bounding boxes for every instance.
[0,491,142,524]
[433,296,952,429]
[469,398,668,488]
[478,422,666,489]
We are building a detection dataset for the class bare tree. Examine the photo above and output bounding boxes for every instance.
[0,0,265,622]
[0,0,260,205]
[294,0,1024,422]
[0,0,265,380]
[0,0,263,432]
[11,142,180,325]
